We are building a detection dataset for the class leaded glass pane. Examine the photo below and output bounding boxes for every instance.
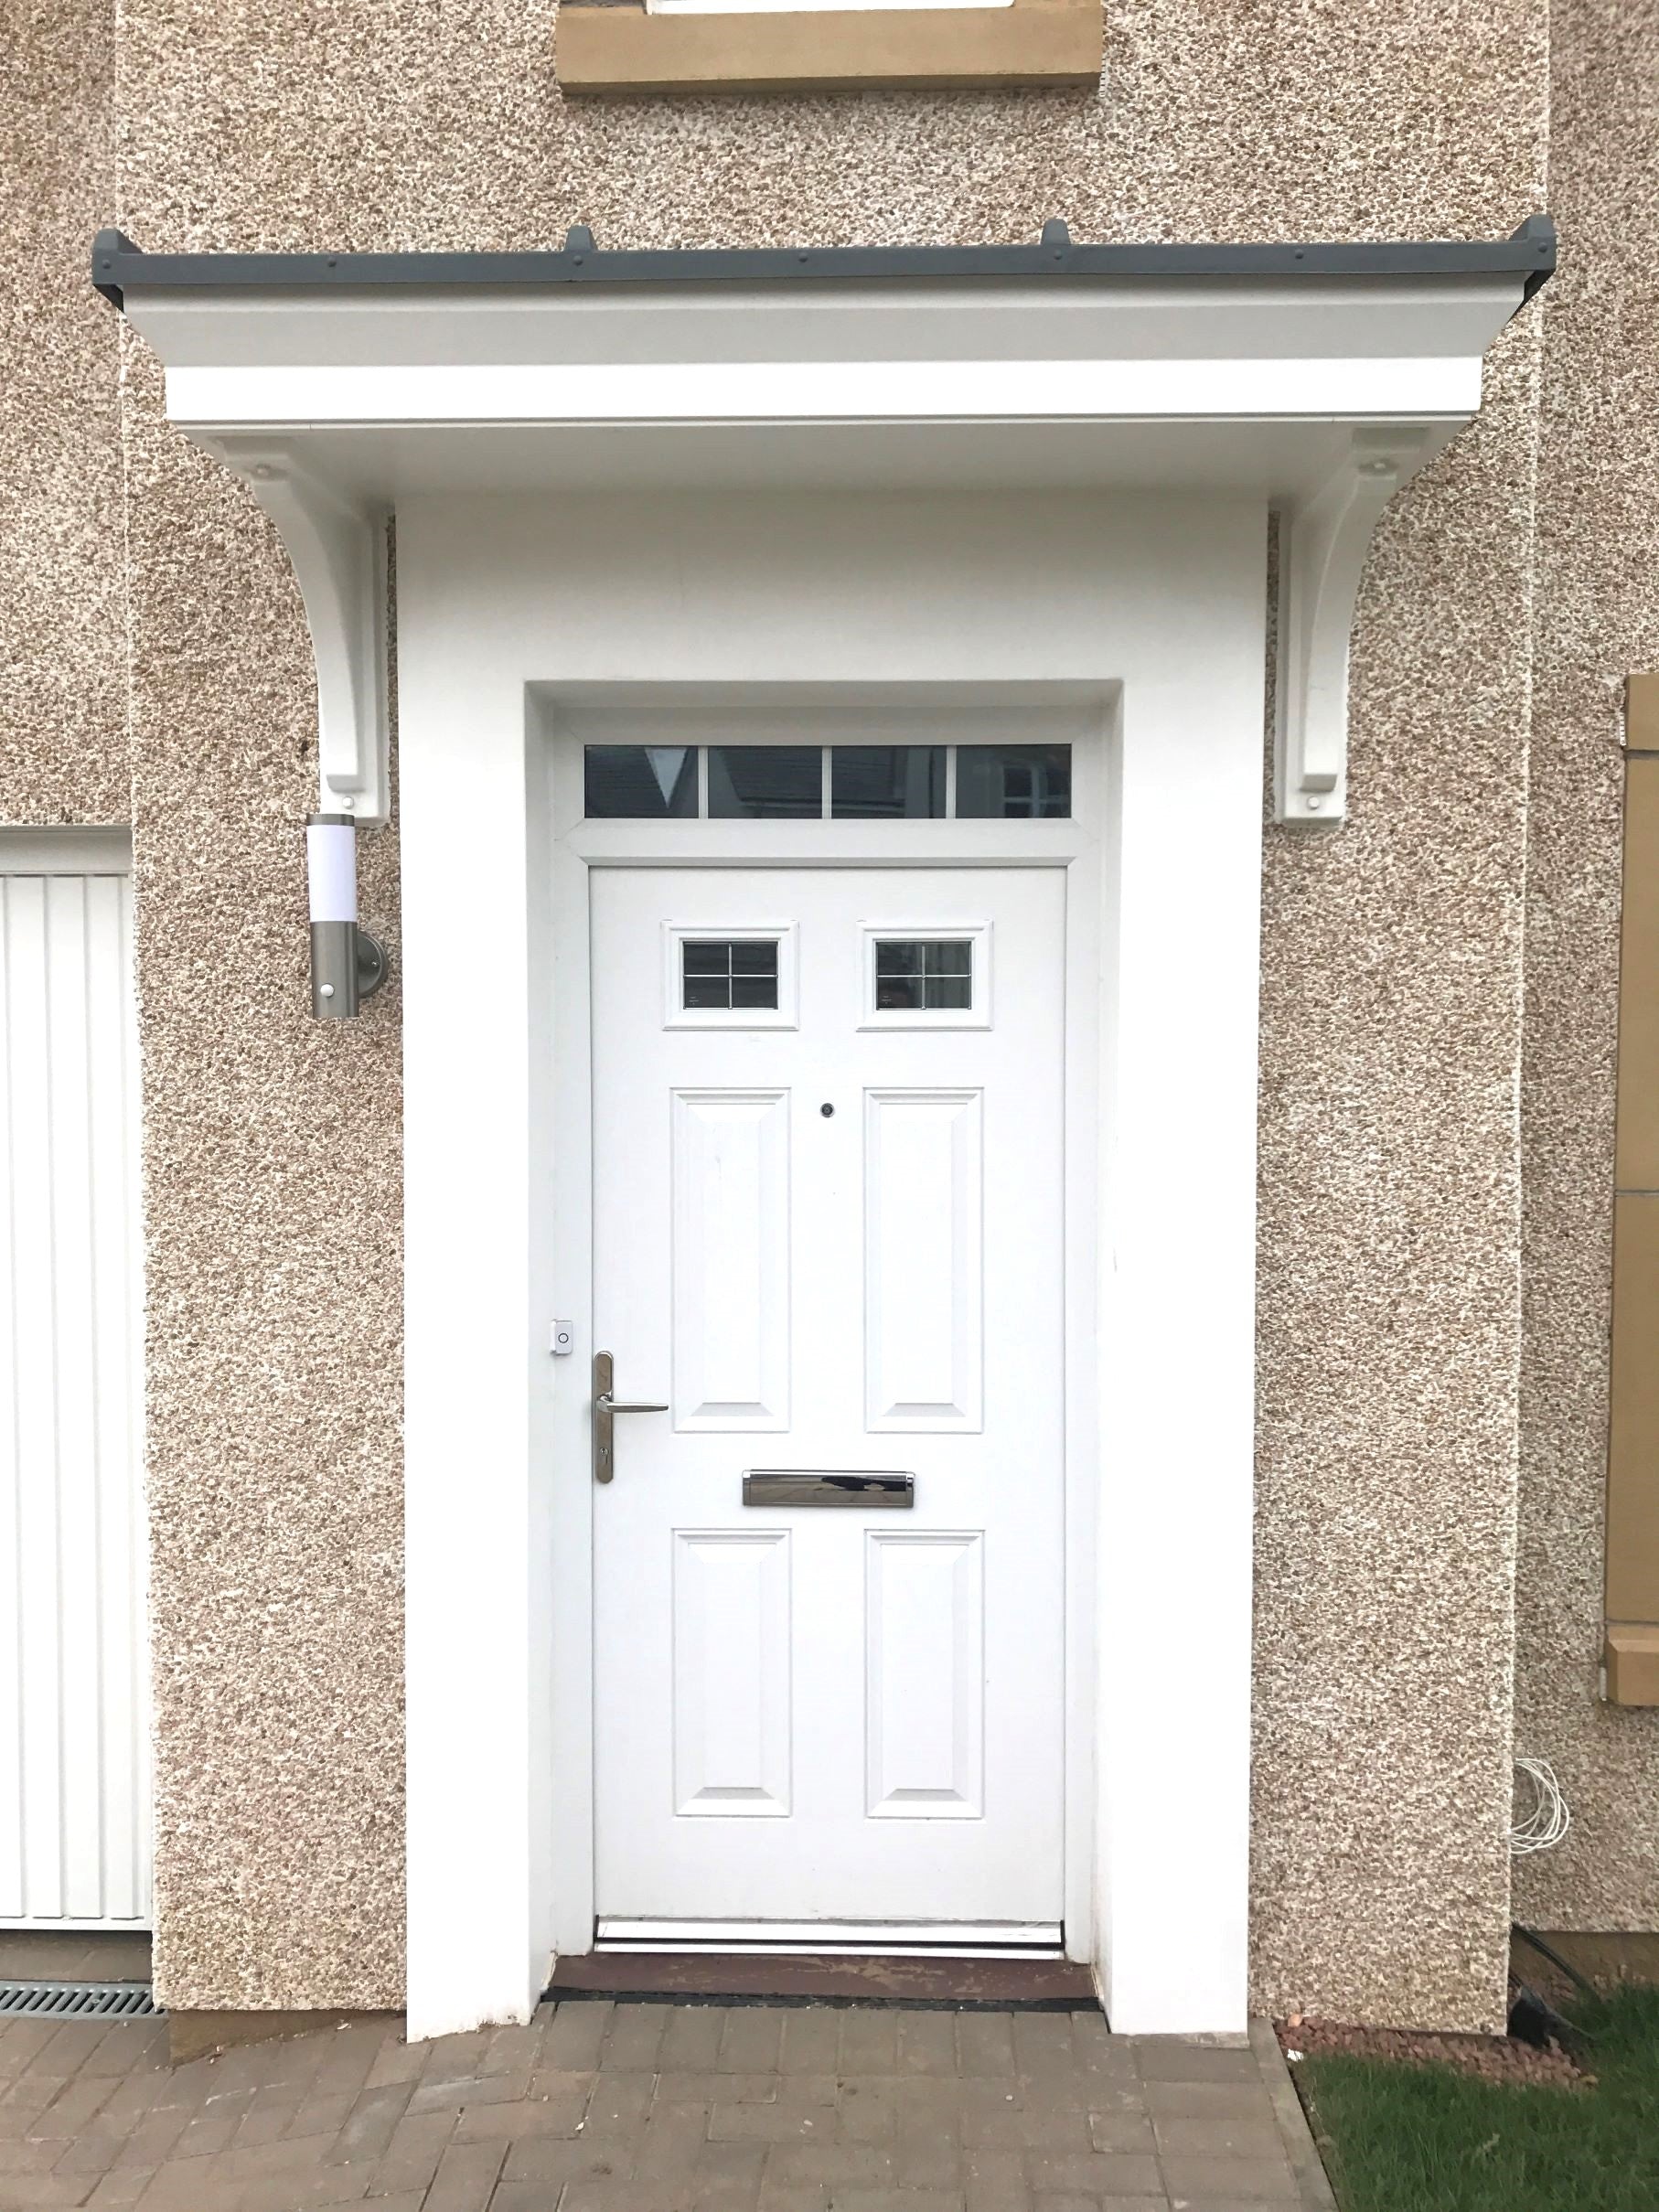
[681,938,780,1010]
[873,937,975,1012]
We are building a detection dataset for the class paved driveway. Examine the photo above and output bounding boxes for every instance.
[0,1999,1333,2211]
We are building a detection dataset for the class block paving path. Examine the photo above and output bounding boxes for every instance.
[0,1998,1333,2211]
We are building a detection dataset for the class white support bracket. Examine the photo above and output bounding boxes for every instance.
[217,440,391,825]
[1274,432,1429,827]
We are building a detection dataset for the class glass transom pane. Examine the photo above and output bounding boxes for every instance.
[582,742,1073,823]
[831,746,947,819]
[708,747,823,819]
[955,743,1072,819]
[583,745,698,819]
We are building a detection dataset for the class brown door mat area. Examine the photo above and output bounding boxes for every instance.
[547,1950,1099,2008]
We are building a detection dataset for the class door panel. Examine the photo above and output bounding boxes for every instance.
[864,1530,984,1820]
[591,866,1064,1927]
[670,1089,791,1429]
[0,864,147,1929]
[671,1531,792,1817]
[864,1087,983,1430]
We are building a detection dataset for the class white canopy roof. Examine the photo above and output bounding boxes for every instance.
[96,219,1553,824]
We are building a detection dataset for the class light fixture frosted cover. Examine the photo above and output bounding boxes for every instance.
[305,815,359,924]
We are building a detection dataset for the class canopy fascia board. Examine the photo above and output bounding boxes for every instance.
[95,219,1553,827]
[91,219,1557,309]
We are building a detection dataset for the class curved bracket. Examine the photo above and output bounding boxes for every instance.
[218,440,390,825]
[1274,433,1427,827]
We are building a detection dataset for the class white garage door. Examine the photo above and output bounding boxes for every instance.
[0,832,148,1928]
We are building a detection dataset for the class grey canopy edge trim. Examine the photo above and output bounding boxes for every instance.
[91,213,1557,314]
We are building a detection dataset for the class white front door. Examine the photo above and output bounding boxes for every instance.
[591,865,1065,1933]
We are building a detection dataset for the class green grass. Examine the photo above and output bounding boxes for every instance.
[1299,1989,1659,2212]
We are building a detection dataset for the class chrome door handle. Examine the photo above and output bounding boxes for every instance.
[593,1350,669,1484]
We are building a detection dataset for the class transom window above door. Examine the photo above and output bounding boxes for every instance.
[583,743,1071,822]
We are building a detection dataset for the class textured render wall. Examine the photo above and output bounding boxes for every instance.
[121,337,405,2008]
[1,0,126,823]
[108,0,1548,2015]
[1252,324,1541,2030]
[1513,0,1659,1932]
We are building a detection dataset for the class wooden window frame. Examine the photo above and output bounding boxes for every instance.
[1606,673,1659,1704]
[555,0,1100,95]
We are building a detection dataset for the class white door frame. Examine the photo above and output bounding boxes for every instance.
[401,489,1262,2042]
[544,738,1103,1962]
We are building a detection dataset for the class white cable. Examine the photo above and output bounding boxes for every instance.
[1510,1757,1571,1855]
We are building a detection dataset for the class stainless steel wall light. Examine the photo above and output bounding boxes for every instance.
[306,812,387,1021]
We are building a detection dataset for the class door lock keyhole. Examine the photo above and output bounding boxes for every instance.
[820,1103,835,1117]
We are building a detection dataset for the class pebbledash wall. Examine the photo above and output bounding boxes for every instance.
[1513,1,1659,1936]
[5,0,1654,2030]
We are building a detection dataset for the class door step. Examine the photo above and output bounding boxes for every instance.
[551,1949,1097,2008]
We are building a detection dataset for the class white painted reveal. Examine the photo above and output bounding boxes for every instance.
[396,491,1262,2038]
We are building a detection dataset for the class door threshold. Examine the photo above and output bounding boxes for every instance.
[596,1919,1062,1952]
[596,1943,1060,1960]
[550,1949,1098,2008]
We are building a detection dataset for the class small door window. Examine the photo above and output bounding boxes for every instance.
[874,937,972,1011]
[682,937,779,1010]
[663,922,799,1029]
[861,923,990,1029]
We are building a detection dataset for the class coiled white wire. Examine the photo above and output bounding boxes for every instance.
[1510,1757,1571,1855]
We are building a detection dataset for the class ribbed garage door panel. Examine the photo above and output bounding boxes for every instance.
[0,862,147,1927]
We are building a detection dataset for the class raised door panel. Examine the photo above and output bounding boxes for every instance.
[672,1531,792,1817]
[671,1089,790,1430]
[865,1531,985,1819]
[864,1089,983,1432]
